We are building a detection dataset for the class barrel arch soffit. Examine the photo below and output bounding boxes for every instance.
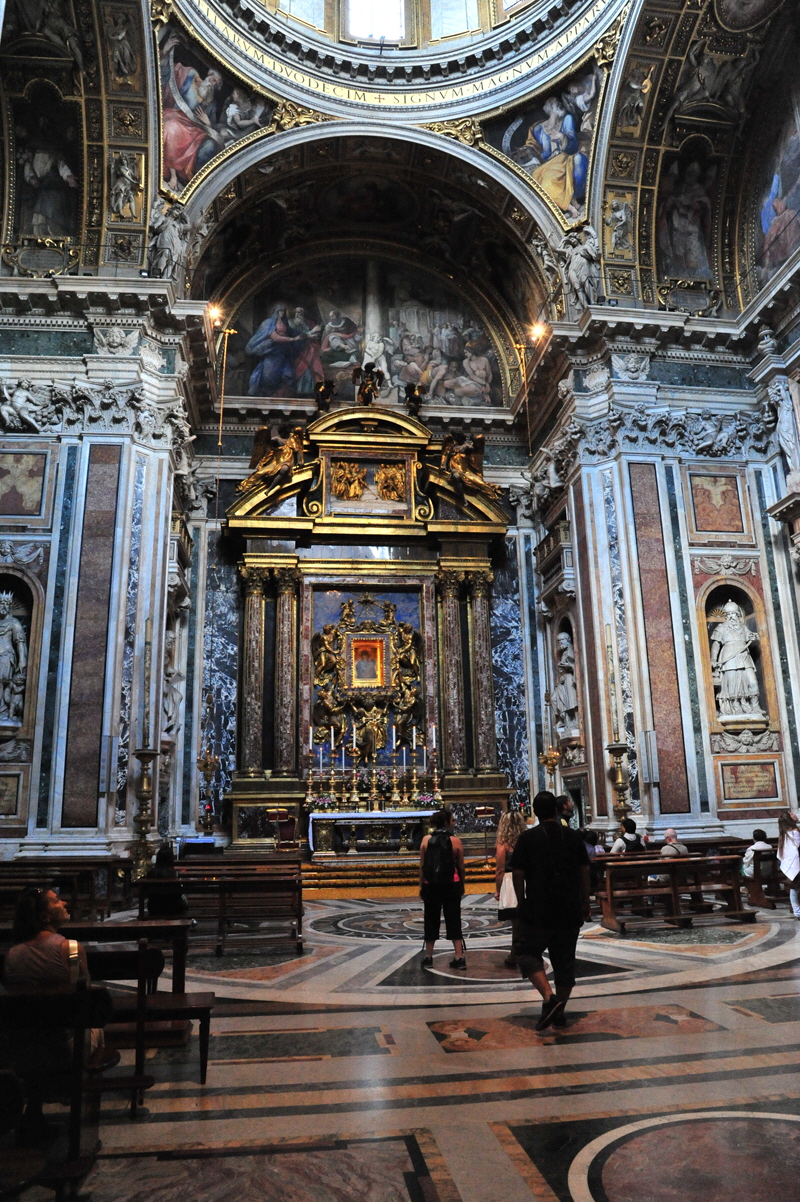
[168,0,630,124]
[179,121,569,253]
[587,0,646,225]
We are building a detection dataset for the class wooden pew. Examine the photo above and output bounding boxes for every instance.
[597,854,755,934]
[0,918,192,993]
[0,858,133,920]
[138,874,303,955]
[744,848,787,910]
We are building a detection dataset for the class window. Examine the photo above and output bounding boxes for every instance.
[431,0,478,39]
[279,0,326,29]
[347,0,405,41]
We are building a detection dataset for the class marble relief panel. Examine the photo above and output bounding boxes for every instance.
[602,470,640,808]
[201,531,241,815]
[491,536,530,811]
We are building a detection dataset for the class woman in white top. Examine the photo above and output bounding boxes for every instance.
[495,811,527,969]
[777,811,800,919]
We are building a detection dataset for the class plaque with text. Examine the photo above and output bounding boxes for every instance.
[721,761,778,801]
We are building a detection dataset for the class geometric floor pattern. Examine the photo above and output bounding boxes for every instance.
[23,895,800,1201]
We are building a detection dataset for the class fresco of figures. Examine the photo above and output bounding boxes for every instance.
[159,24,273,192]
[756,86,800,286]
[483,63,602,220]
[224,257,504,407]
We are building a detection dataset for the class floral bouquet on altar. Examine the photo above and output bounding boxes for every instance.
[310,795,338,812]
[417,793,436,807]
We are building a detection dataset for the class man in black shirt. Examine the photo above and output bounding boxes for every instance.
[511,791,591,1031]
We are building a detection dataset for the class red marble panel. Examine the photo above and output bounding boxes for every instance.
[62,445,121,827]
[572,485,607,816]
[629,463,690,814]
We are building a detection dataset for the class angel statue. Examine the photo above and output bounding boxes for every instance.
[404,382,426,418]
[394,680,423,749]
[314,380,337,413]
[440,431,502,503]
[351,700,389,765]
[312,685,347,747]
[237,424,305,493]
[94,328,139,356]
[311,624,341,689]
[352,362,384,407]
[0,380,43,433]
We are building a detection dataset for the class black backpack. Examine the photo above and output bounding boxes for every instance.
[423,830,455,886]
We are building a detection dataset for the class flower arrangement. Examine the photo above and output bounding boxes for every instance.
[417,793,436,807]
[311,795,338,812]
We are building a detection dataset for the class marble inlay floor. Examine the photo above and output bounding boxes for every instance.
[21,896,800,1201]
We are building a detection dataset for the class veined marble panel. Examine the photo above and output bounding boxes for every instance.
[491,536,530,810]
[115,455,146,825]
[602,470,640,808]
[201,530,240,816]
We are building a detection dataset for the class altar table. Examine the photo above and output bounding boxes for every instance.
[309,810,437,856]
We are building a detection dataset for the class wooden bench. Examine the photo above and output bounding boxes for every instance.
[0,858,133,920]
[139,874,303,955]
[744,848,787,910]
[90,942,215,1101]
[596,854,755,934]
[0,918,192,993]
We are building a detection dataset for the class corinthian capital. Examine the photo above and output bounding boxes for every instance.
[239,565,269,594]
[273,566,301,594]
[438,569,464,599]
[466,570,494,599]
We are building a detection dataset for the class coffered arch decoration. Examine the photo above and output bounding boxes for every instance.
[595,0,792,311]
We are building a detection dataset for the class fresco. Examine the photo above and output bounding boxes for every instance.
[656,148,716,281]
[159,24,273,191]
[756,87,800,287]
[12,87,82,240]
[225,256,504,406]
[483,63,602,220]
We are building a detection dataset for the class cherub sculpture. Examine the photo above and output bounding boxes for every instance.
[237,424,304,493]
[404,382,426,417]
[352,362,384,407]
[314,379,336,413]
[311,623,341,689]
[0,379,44,433]
[440,430,502,503]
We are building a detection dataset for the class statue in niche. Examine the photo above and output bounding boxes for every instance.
[709,600,766,722]
[162,630,184,740]
[237,424,304,493]
[0,591,28,726]
[770,378,800,488]
[440,431,502,503]
[551,629,580,739]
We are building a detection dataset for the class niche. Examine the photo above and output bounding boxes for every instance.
[705,585,767,728]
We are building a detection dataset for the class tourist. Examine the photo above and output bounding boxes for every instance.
[145,843,189,917]
[777,811,800,919]
[742,829,773,880]
[4,886,88,992]
[419,808,466,969]
[660,828,689,858]
[511,791,591,1031]
[495,810,527,968]
[610,817,646,854]
[581,829,604,859]
[556,794,575,827]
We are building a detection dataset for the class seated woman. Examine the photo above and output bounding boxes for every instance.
[145,844,188,918]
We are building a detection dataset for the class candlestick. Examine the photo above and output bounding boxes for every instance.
[350,765,360,809]
[432,762,443,805]
[370,764,381,812]
[390,764,401,806]
[305,757,315,808]
[411,756,419,803]
[605,623,621,743]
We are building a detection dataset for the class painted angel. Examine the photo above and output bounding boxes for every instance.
[440,431,502,503]
[237,424,304,493]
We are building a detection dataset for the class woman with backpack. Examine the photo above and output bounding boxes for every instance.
[419,808,466,969]
[610,817,647,854]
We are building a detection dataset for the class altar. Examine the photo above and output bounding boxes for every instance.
[308,810,437,857]
[221,405,512,855]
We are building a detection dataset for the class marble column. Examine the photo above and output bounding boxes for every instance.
[438,569,467,772]
[238,566,268,777]
[273,566,300,776]
[467,570,498,773]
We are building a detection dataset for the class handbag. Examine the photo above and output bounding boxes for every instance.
[498,871,518,918]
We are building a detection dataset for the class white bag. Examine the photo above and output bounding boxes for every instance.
[498,872,518,914]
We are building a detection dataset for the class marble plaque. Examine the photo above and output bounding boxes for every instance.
[0,774,20,816]
[0,454,46,515]
[689,474,744,533]
[721,761,778,800]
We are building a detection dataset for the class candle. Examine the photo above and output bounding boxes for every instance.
[423,746,427,770]
[432,727,436,751]
[330,725,335,749]
[412,727,416,750]
[319,746,323,772]
[352,725,356,750]
[402,748,406,772]
[309,728,313,751]
[393,725,396,751]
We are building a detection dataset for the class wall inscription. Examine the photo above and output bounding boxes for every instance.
[721,761,778,800]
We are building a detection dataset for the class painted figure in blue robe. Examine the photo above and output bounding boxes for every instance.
[246,304,302,396]
[516,98,588,218]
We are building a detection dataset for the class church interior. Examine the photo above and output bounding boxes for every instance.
[2,0,800,1197]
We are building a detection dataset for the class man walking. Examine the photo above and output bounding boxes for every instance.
[511,791,591,1031]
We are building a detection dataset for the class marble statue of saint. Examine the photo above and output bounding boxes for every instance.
[0,591,28,725]
[709,600,765,721]
[162,630,184,740]
[551,630,580,738]
[770,378,800,487]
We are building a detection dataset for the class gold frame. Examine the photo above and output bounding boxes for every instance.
[347,635,389,690]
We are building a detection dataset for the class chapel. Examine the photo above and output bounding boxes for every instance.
[1,0,800,1199]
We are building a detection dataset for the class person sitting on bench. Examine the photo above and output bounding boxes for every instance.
[742,829,772,880]
[144,844,188,918]
[610,818,646,854]
[4,886,88,993]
